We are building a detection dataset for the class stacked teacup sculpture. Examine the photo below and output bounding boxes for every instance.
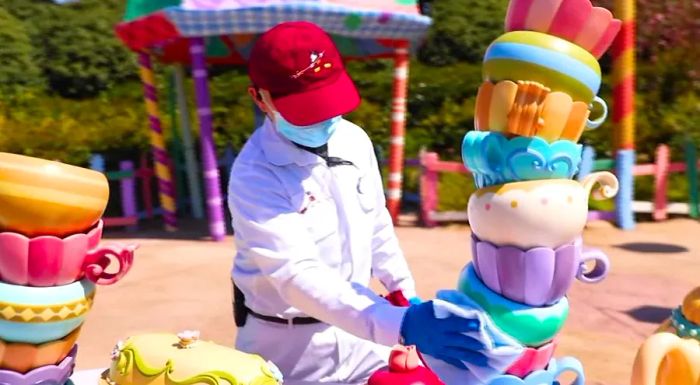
[0,152,135,385]
[456,0,621,384]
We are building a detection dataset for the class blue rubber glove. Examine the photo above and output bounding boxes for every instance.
[400,300,488,370]
[408,296,423,305]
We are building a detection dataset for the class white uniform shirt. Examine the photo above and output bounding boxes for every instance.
[228,118,416,347]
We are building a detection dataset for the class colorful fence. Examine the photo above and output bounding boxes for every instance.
[418,144,700,228]
[91,148,237,231]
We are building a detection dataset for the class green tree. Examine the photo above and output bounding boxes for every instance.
[36,1,136,98]
[417,0,509,65]
[0,7,42,96]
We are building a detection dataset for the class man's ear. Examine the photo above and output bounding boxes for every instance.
[248,86,267,112]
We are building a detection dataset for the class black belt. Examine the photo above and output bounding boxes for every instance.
[246,307,322,325]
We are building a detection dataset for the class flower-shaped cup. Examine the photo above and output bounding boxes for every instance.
[505,0,622,58]
[0,345,76,385]
[0,221,136,287]
[471,234,609,306]
[474,80,608,141]
[462,131,583,189]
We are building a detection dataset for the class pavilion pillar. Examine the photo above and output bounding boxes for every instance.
[173,65,205,219]
[189,38,226,241]
[137,53,177,232]
[386,41,410,224]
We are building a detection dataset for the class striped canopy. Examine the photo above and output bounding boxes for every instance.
[115,0,432,64]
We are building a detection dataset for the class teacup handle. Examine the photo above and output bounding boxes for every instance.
[586,96,608,129]
[84,243,138,285]
[577,248,610,284]
[552,357,586,385]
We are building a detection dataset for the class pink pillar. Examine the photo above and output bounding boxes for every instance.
[386,41,411,224]
[419,151,439,228]
[653,144,670,221]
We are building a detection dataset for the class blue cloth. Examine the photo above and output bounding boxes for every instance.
[408,296,422,305]
[418,290,524,385]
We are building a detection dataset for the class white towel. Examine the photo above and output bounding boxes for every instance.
[421,290,524,385]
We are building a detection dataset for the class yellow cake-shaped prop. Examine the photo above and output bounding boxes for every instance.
[102,331,283,385]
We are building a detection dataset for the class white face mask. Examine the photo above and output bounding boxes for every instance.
[273,111,341,148]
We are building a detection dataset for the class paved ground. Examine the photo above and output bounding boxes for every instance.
[75,218,700,385]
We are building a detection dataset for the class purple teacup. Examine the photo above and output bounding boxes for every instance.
[470,234,609,306]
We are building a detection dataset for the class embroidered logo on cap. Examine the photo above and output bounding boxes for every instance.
[291,51,332,79]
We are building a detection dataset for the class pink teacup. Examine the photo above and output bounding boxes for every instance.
[0,221,136,287]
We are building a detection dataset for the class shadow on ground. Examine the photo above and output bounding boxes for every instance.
[625,305,673,324]
[614,242,689,253]
[102,218,232,241]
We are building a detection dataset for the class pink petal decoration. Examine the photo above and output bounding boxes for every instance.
[548,0,593,41]
[28,237,64,287]
[505,0,536,31]
[0,234,29,284]
[525,0,564,35]
[591,19,622,58]
[573,6,614,53]
[503,0,622,58]
[471,234,604,306]
[506,339,558,378]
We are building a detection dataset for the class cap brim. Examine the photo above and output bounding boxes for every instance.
[272,72,361,126]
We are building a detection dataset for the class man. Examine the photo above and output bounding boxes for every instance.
[228,21,484,385]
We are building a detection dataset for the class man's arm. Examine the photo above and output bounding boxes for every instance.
[367,146,418,299]
[229,162,406,346]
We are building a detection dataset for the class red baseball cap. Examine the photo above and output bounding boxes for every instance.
[248,21,361,126]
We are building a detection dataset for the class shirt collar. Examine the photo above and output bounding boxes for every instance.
[259,118,324,167]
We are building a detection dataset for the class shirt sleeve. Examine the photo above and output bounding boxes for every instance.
[368,146,418,299]
[228,161,407,346]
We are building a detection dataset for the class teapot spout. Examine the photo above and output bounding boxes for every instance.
[581,171,619,201]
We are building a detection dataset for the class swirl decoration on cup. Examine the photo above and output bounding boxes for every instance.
[83,243,137,286]
[462,131,583,189]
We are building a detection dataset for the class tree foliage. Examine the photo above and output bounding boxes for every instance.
[0,8,42,96]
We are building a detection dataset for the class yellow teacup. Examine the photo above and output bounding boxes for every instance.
[0,152,109,237]
[632,332,700,385]
[474,80,608,142]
